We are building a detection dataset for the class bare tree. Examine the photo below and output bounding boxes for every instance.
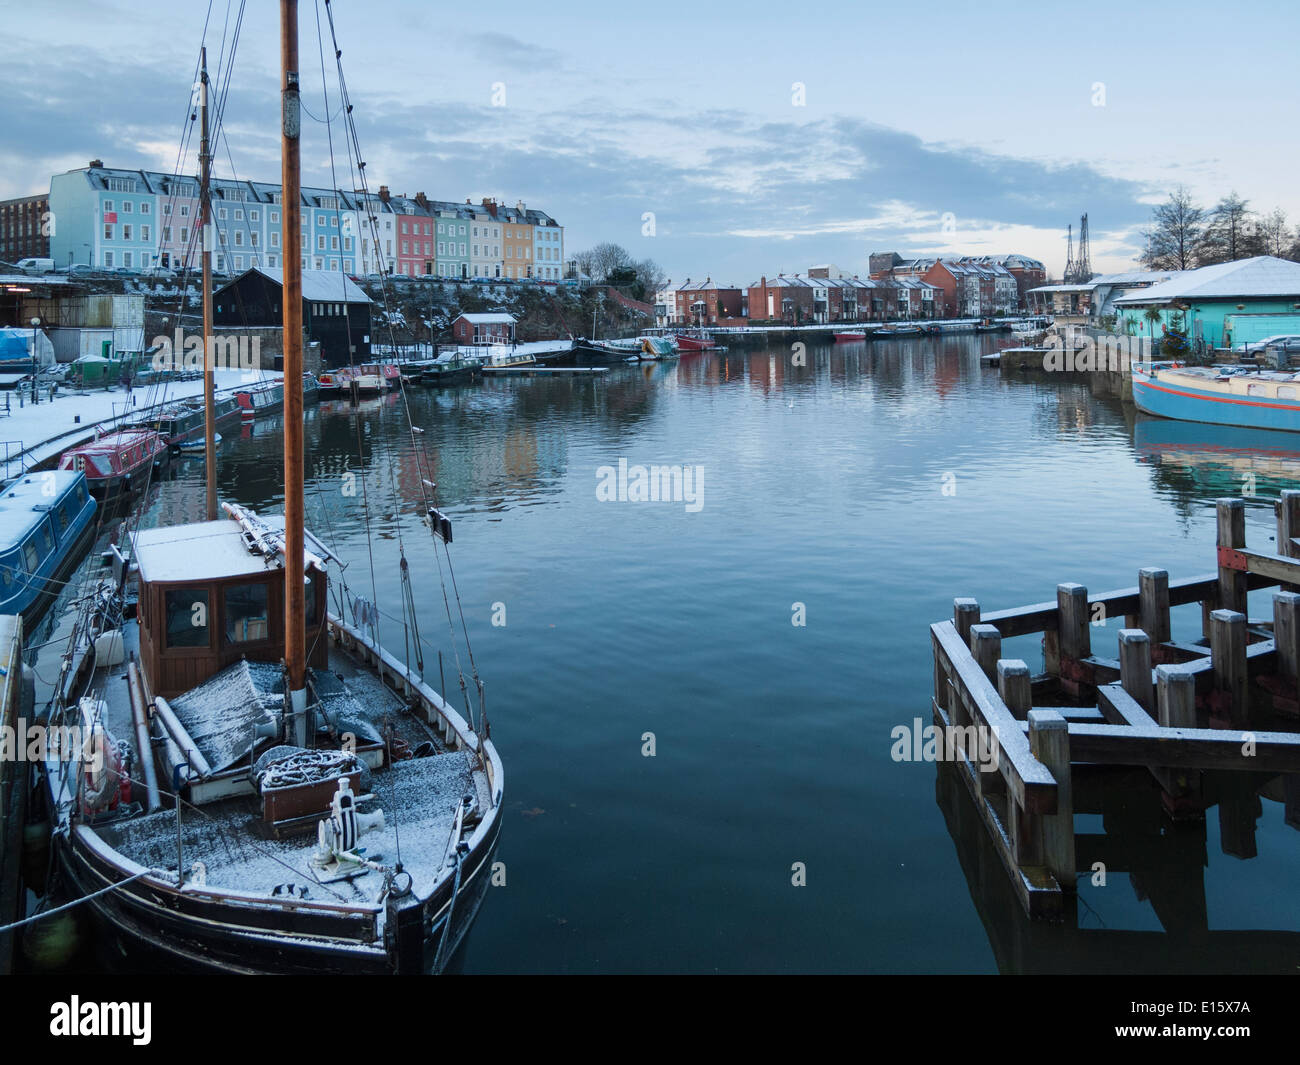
[1140,186,1206,271]
[1199,192,1258,264]
[634,257,667,298]
[1260,208,1292,258]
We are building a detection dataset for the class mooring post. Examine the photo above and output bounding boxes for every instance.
[953,597,980,645]
[1138,567,1171,647]
[997,658,1032,719]
[1118,628,1154,712]
[1156,665,1197,729]
[1216,498,1248,617]
[1027,709,1074,888]
[1273,591,1300,707]
[1210,608,1249,727]
[1277,491,1300,593]
[970,624,1002,683]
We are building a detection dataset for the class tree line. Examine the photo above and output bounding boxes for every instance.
[568,242,667,302]
[1140,186,1298,271]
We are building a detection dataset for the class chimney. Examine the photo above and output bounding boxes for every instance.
[89,159,103,169]
[516,200,525,212]
[378,185,390,203]
[415,191,428,208]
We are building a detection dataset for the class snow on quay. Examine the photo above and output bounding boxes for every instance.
[0,368,283,475]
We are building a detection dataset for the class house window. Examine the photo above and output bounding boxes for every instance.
[180,227,188,243]
[104,224,113,240]
[165,588,210,649]
[103,200,114,213]
[234,209,243,220]
[122,224,132,240]
[271,232,280,247]
[268,255,277,267]
[180,205,189,217]
[163,226,172,242]
[123,201,133,213]
[270,211,279,223]
[224,582,269,644]
[317,235,326,250]
[218,207,227,220]
[250,209,259,221]
[141,202,150,215]
[103,251,113,267]
[141,223,151,240]
[124,251,133,267]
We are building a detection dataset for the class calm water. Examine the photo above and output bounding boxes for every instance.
[34,335,1300,973]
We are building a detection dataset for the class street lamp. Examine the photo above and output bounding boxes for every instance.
[29,317,40,404]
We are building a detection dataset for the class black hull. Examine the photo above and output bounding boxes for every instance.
[572,343,636,366]
[420,367,477,387]
[48,809,501,975]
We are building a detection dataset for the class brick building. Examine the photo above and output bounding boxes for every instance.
[0,194,51,264]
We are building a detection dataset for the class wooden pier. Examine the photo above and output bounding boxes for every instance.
[932,493,1300,919]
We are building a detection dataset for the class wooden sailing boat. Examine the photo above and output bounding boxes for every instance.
[38,2,503,973]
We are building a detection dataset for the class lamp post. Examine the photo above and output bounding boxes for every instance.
[29,317,40,404]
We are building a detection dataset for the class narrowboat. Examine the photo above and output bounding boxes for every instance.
[1132,362,1300,432]
[890,324,924,337]
[136,396,241,451]
[0,469,97,624]
[420,358,482,386]
[317,368,354,396]
[235,381,284,419]
[572,339,638,366]
[357,363,401,389]
[834,331,867,342]
[57,428,170,503]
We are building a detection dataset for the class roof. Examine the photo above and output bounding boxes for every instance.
[134,515,327,583]
[219,267,372,304]
[1114,257,1300,305]
[0,470,87,545]
[454,312,517,325]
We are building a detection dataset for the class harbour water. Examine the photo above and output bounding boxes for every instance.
[30,334,1300,972]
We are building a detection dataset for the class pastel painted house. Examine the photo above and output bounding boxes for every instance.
[1113,257,1300,349]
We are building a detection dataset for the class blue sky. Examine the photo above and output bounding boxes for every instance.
[2,0,1296,280]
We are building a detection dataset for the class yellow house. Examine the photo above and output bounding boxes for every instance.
[502,202,533,279]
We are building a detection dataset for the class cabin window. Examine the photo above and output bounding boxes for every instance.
[57,503,71,531]
[224,581,270,644]
[165,588,211,649]
[1280,386,1297,400]
[23,542,39,573]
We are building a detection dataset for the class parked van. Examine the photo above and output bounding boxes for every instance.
[16,257,55,275]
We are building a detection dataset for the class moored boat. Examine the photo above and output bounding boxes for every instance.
[573,339,638,366]
[57,428,170,503]
[234,381,284,419]
[135,396,241,451]
[1132,361,1300,432]
[420,357,481,386]
[674,333,716,351]
[0,469,97,624]
[834,331,867,342]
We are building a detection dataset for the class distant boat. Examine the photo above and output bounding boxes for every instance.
[135,396,241,450]
[573,339,638,366]
[674,333,716,351]
[420,357,481,386]
[177,432,221,453]
[1133,362,1300,432]
[834,331,867,342]
[0,469,96,623]
[637,336,680,360]
[890,325,923,337]
[357,362,401,389]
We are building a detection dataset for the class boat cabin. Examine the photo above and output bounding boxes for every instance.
[133,517,329,698]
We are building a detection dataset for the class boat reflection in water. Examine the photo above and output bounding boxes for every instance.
[1134,415,1300,503]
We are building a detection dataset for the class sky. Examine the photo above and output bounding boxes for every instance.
[2,0,1297,282]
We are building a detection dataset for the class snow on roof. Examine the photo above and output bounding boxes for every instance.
[0,470,87,545]
[134,516,328,583]
[455,312,517,324]
[222,267,372,304]
[1113,257,1300,304]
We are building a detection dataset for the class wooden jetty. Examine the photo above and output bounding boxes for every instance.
[931,493,1300,920]
[0,615,26,973]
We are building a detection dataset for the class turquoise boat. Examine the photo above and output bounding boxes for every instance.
[0,470,97,623]
[1132,362,1300,432]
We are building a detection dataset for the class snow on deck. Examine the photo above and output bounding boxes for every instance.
[99,750,480,904]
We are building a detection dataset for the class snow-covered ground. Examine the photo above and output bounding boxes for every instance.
[2,368,282,475]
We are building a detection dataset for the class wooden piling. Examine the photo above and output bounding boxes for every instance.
[1057,583,1091,660]
[1028,709,1074,888]
[1278,491,1300,593]
[997,659,1032,720]
[1138,567,1171,645]
[953,597,980,645]
[970,624,1002,683]
[1273,591,1300,702]
[1118,628,1154,712]
[1216,499,1248,615]
[1209,608,1248,727]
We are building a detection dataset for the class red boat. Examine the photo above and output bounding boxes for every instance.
[834,332,868,342]
[358,362,401,388]
[58,428,170,503]
[674,334,716,351]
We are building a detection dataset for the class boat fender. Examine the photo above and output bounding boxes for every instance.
[93,630,125,668]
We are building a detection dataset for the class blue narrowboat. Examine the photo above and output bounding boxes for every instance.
[1132,362,1300,432]
[0,470,98,622]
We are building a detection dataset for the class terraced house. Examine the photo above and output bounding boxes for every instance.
[46,162,562,282]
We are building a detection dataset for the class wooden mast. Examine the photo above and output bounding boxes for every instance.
[280,0,307,737]
[199,46,217,521]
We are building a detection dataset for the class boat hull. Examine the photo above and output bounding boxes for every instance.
[1133,367,1300,432]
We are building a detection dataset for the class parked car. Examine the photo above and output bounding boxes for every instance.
[16,257,55,275]
[1242,335,1300,355]
[68,264,96,277]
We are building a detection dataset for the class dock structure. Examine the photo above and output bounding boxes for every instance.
[931,493,1300,920]
[0,614,25,973]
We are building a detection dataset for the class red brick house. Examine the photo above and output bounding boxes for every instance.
[674,278,745,325]
[746,275,816,324]
[452,312,516,345]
